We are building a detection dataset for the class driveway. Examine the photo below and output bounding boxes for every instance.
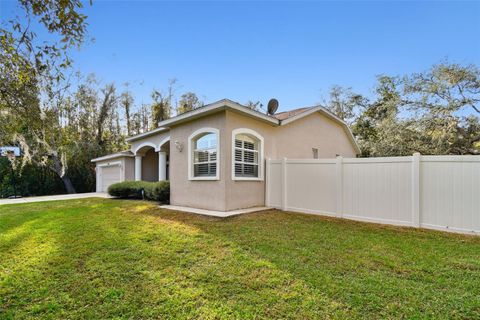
[0,192,111,205]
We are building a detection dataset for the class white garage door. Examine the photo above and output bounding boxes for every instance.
[101,165,121,192]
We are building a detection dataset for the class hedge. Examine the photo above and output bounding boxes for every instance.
[107,180,170,203]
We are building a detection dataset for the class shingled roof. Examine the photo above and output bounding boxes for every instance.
[271,107,315,121]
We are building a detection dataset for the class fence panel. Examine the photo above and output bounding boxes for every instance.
[266,154,480,235]
[342,157,414,226]
[286,160,337,215]
[266,160,282,208]
[420,156,480,234]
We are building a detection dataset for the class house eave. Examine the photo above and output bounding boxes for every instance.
[156,99,280,128]
[124,99,278,143]
[125,127,170,142]
[91,151,134,163]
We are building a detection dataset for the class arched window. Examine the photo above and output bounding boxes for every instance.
[232,128,264,180]
[188,128,220,180]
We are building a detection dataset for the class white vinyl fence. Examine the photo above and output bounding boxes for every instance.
[266,154,480,235]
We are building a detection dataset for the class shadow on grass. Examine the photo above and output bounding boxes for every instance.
[150,206,480,318]
[1,199,480,319]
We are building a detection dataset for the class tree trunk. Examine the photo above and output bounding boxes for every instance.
[61,175,76,194]
[51,155,76,194]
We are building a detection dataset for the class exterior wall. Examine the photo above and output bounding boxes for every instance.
[130,131,170,154]
[122,108,357,211]
[274,112,357,159]
[169,112,227,211]
[142,148,159,182]
[95,156,132,192]
[168,109,358,211]
[224,110,276,210]
[124,157,135,181]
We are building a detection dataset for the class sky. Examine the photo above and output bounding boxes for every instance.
[1,0,480,113]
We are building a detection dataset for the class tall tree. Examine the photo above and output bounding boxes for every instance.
[324,85,366,124]
[403,62,480,116]
[353,63,480,156]
[130,104,151,134]
[151,90,171,127]
[0,0,90,193]
[177,92,202,114]
[120,87,134,136]
[96,84,117,146]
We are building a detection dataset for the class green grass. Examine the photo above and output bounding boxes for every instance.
[1,199,479,319]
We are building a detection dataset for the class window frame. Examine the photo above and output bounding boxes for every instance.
[231,128,264,181]
[188,127,220,181]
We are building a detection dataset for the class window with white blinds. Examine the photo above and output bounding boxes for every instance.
[234,133,260,178]
[193,133,217,177]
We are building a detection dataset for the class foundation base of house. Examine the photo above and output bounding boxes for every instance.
[159,205,272,217]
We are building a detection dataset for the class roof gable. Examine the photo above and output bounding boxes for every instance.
[278,106,361,154]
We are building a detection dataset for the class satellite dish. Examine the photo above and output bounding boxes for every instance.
[267,98,279,115]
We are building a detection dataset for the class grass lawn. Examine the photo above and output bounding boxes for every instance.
[1,199,479,319]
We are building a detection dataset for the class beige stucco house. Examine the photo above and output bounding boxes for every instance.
[92,99,360,211]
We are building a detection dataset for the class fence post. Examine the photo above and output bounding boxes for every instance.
[281,157,287,211]
[412,152,421,227]
[336,155,343,218]
[265,158,270,207]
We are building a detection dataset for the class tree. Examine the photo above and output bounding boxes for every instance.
[1,0,89,111]
[177,92,202,114]
[0,0,90,193]
[151,90,171,127]
[403,62,480,116]
[352,76,405,156]
[401,62,480,155]
[129,104,151,135]
[120,87,134,136]
[96,84,117,146]
[353,63,480,156]
[324,85,366,124]
[51,77,126,193]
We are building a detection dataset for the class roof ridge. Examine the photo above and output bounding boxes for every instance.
[273,106,318,120]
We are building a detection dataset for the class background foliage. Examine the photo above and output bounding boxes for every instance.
[323,63,480,157]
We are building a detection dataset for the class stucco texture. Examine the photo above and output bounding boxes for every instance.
[129,131,170,181]
[224,110,275,211]
[169,112,227,211]
[130,131,170,155]
[168,109,357,211]
[275,112,357,159]
[141,149,159,182]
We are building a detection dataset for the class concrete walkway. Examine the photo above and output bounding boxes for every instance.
[0,192,111,205]
[159,205,272,217]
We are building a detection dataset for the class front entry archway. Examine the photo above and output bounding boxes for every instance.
[133,139,170,181]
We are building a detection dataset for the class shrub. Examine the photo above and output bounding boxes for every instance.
[108,180,170,203]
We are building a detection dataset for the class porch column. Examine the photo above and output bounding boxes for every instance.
[135,155,142,181]
[158,151,167,181]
